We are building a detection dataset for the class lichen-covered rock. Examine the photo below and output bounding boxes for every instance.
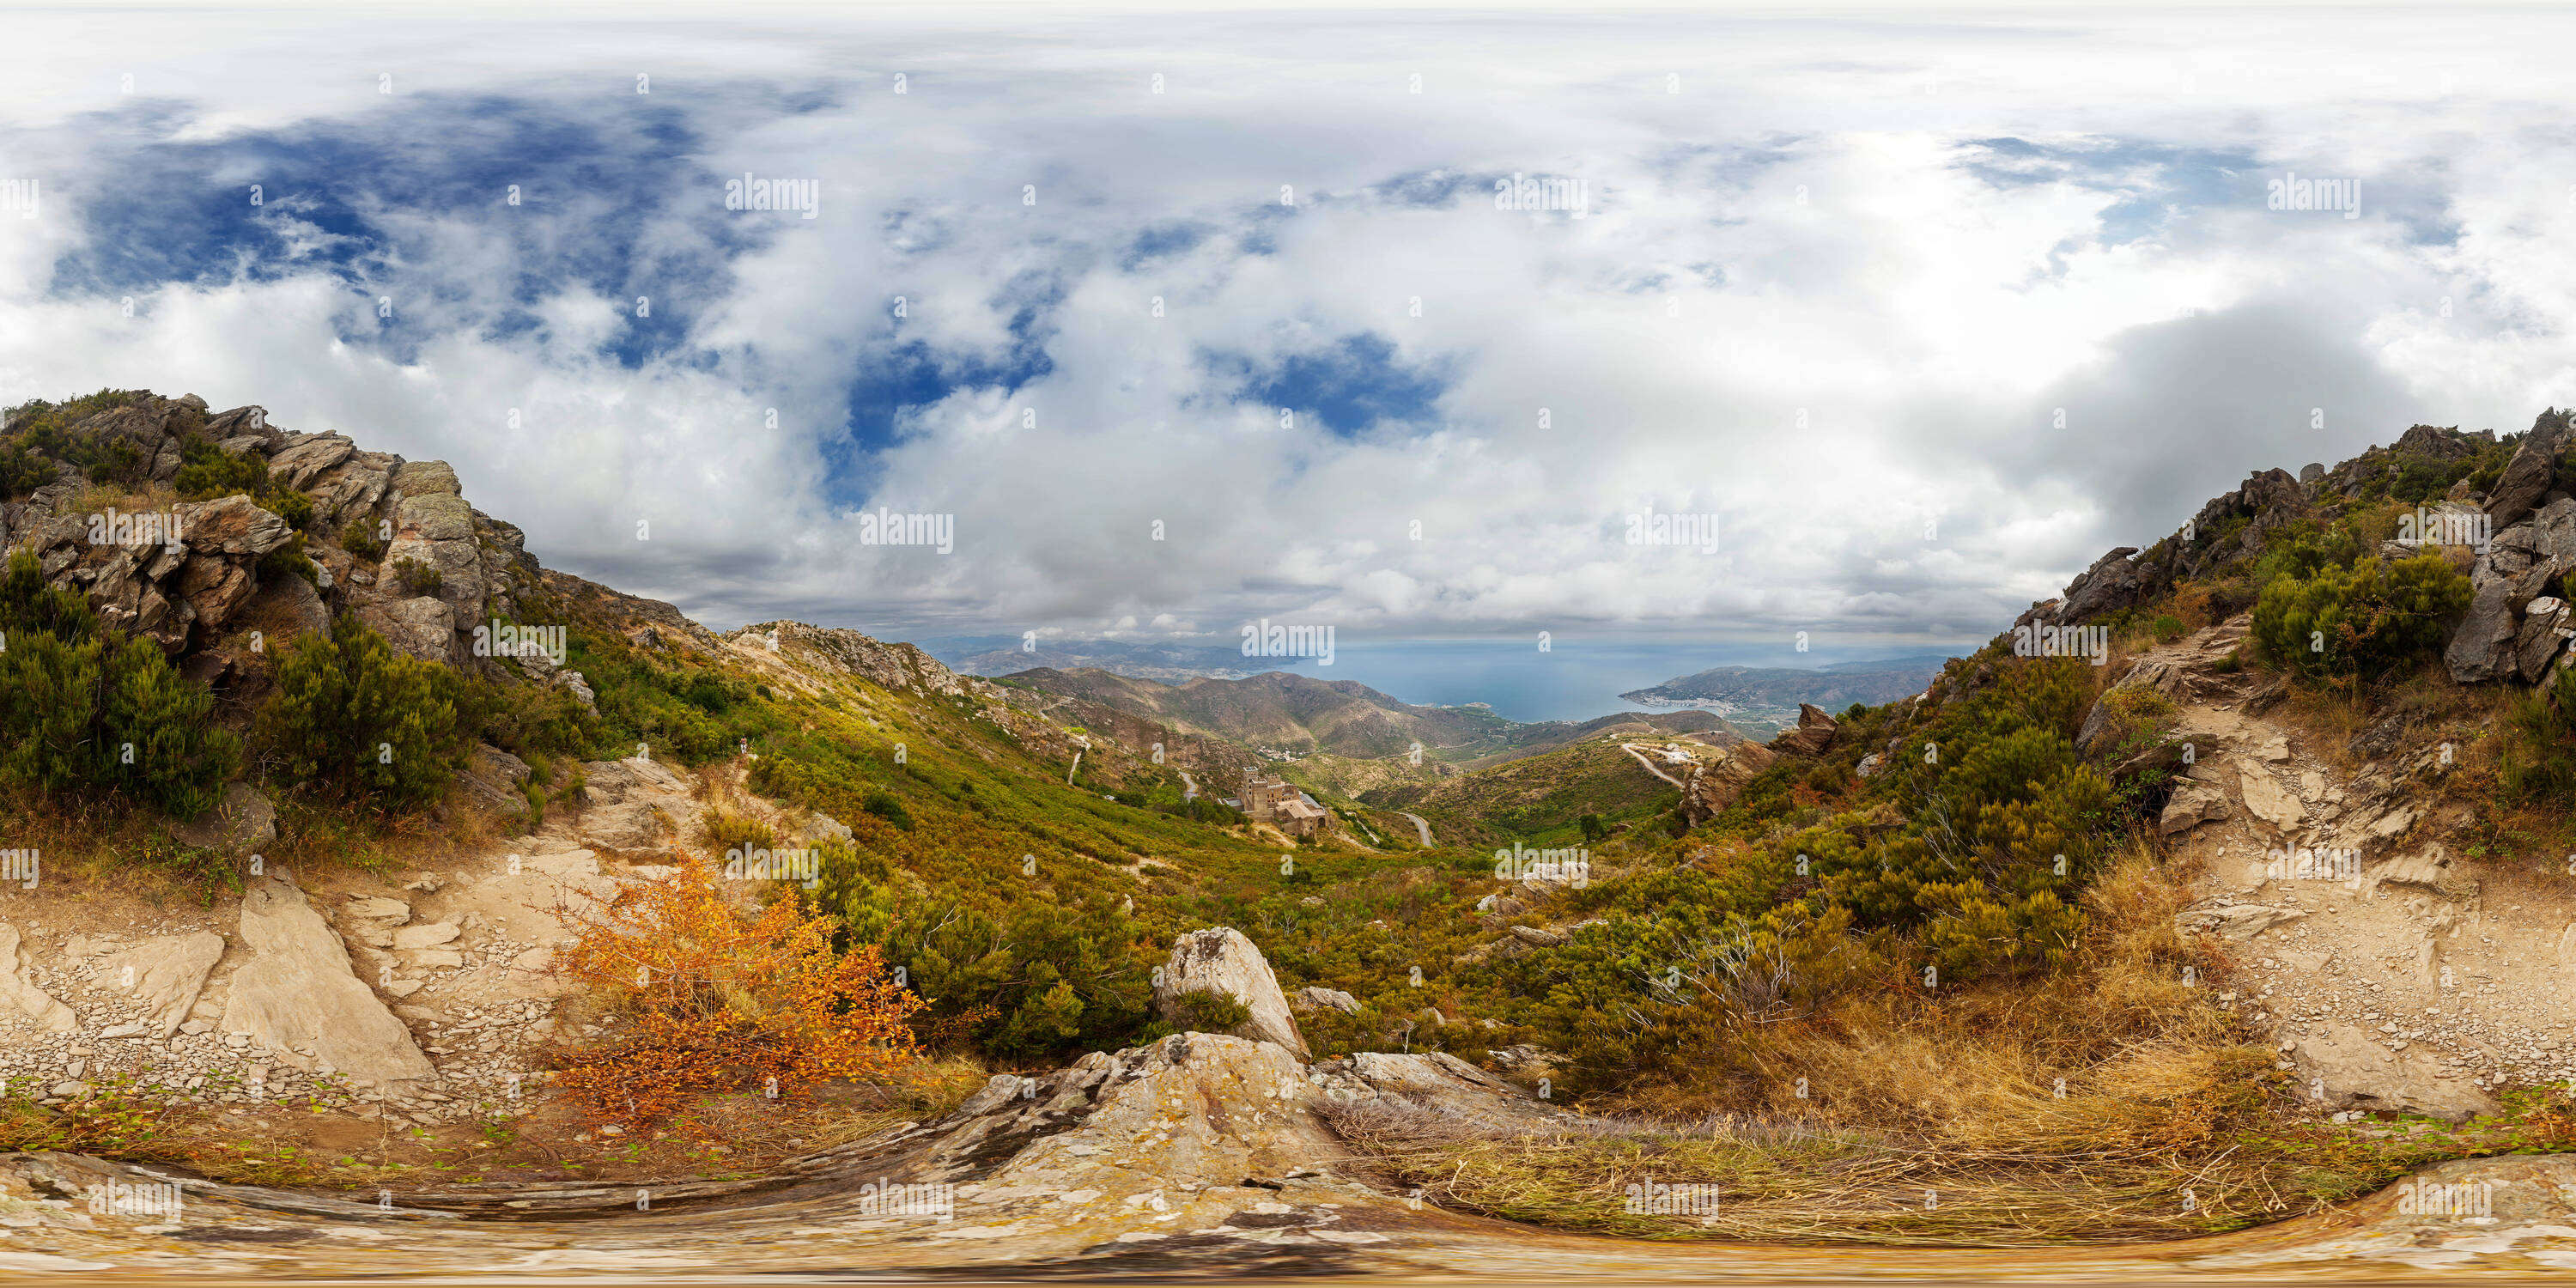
[2445,579,2523,683]
[170,781,276,854]
[356,594,456,663]
[1154,927,1308,1058]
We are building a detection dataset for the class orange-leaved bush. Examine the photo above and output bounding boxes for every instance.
[553,853,920,1131]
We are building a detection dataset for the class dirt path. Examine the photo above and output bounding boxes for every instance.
[2126,617,2576,1120]
[1620,742,1687,788]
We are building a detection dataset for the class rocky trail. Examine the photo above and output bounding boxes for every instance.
[13,933,2576,1280]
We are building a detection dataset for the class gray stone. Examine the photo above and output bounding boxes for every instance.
[1292,986,1360,1015]
[393,460,462,497]
[97,931,224,1037]
[1153,927,1309,1059]
[2516,596,2573,682]
[171,781,276,854]
[2291,1022,2499,1121]
[0,924,77,1033]
[2444,579,2522,683]
[2485,409,2575,531]
[2299,462,2324,483]
[357,595,455,663]
[218,876,436,1089]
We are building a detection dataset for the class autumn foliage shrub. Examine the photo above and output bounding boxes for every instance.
[554,854,920,1132]
[2251,553,2471,683]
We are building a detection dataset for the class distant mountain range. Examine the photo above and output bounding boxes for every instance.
[994,666,1737,765]
[1618,655,1952,729]
[928,636,1255,683]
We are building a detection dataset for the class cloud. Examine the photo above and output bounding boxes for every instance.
[5,5,2575,653]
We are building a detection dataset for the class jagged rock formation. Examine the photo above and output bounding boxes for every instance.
[1155,928,1309,1059]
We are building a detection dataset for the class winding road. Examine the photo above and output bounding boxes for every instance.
[1620,742,1688,788]
[1399,811,1434,846]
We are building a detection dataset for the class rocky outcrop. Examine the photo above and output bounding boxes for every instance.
[357,595,457,663]
[1293,986,1360,1015]
[2290,1022,2499,1121]
[1768,702,1837,756]
[95,932,223,1039]
[567,756,696,854]
[217,875,436,1090]
[15,493,296,653]
[1154,927,1308,1059]
[2483,408,2575,531]
[2445,580,2523,683]
[1678,741,1777,825]
[0,923,76,1033]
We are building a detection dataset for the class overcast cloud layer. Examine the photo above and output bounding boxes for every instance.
[4,3,2573,654]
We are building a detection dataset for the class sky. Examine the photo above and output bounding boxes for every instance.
[4,1,2573,659]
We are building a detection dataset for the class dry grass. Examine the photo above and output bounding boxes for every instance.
[1331,845,2387,1245]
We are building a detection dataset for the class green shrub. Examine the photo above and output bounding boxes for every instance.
[393,557,441,597]
[255,532,320,586]
[523,781,548,829]
[2502,666,2576,808]
[862,787,914,831]
[2251,554,2472,682]
[0,551,239,818]
[2150,614,2185,644]
[257,614,465,811]
[173,440,269,501]
[1160,987,1253,1032]
[265,489,314,531]
[341,516,388,562]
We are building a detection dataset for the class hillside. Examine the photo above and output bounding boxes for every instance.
[1618,655,1948,732]
[1001,665,1735,765]
[12,388,2576,1267]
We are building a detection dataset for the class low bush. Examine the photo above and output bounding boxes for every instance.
[2251,554,2472,683]
[257,614,465,812]
[553,854,921,1133]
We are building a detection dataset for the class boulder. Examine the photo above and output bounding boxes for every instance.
[0,924,76,1033]
[265,434,356,491]
[1292,986,1361,1015]
[217,876,436,1089]
[2290,1022,2499,1121]
[2159,782,2231,835]
[2444,579,2522,683]
[2236,762,2307,833]
[205,404,281,444]
[239,568,331,641]
[2515,596,2573,681]
[170,781,276,855]
[1153,927,1309,1059]
[356,595,455,663]
[392,460,462,497]
[1768,703,1838,756]
[94,932,224,1038]
[571,756,696,854]
[2483,408,2575,531]
[1679,742,1777,825]
[177,494,294,557]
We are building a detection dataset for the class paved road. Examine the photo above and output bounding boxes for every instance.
[1178,769,1199,800]
[1620,743,1687,788]
[1399,811,1434,846]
